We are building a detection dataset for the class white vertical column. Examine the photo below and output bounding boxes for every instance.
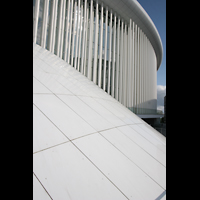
[151,42,153,105]
[127,19,132,107]
[150,41,152,106]
[33,0,40,43]
[64,0,71,61]
[41,0,49,48]
[146,36,148,108]
[144,33,146,111]
[71,0,77,66]
[51,0,58,54]
[149,39,151,106]
[146,38,148,108]
[154,50,157,110]
[127,21,130,107]
[59,0,66,58]
[84,5,89,76]
[59,0,67,58]
[143,31,145,113]
[145,35,147,109]
[74,0,81,69]
[140,29,142,112]
[147,38,149,106]
[47,0,55,51]
[140,30,142,112]
[143,33,145,110]
[107,9,112,94]
[123,23,127,107]
[132,21,135,108]
[143,32,145,112]
[87,0,94,80]
[115,16,120,101]
[141,31,143,113]
[151,43,157,110]
[134,24,138,111]
[149,43,152,105]
[111,13,116,97]
[130,19,133,107]
[103,6,108,91]
[81,0,88,75]
[81,0,88,74]
[77,3,83,71]
[137,27,140,110]
[119,20,123,104]
[130,20,133,108]
[142,31,144,112]
[134,24,137,111]
[144,34,146,110]
[122,22,126,105]
[144,33,146,112]
[56,0,64,56]
[138,27,140,112]
[67,0,74,63]
[151,45,153,104]
[98,3,104,88]
[92,0,99,84]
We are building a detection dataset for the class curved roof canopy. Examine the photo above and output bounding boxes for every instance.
[98,0,163,70]
[33,44,166,199]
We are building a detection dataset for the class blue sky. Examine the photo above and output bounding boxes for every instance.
[137,0,166,87]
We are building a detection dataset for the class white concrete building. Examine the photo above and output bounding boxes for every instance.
[33,1,165,199]
[33,0,163,114]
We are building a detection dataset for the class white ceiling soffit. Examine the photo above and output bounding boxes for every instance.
[97,0,163,70]
[33,44,166,200]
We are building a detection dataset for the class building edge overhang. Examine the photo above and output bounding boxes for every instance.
[96,0,163,70]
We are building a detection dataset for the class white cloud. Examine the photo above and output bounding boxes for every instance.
[157,85,166,113]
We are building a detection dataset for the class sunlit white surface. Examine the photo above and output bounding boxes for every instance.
[34,142,127,200]
[33,105,69,153]
[33,43,166,200]
[73,133,163,199]
[33,174,51,200]
[33,0,160,113]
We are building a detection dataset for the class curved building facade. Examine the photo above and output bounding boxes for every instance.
[33,43,166,199]
[33,0,163,114]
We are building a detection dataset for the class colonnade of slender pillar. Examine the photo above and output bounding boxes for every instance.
[33,0,157,113]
